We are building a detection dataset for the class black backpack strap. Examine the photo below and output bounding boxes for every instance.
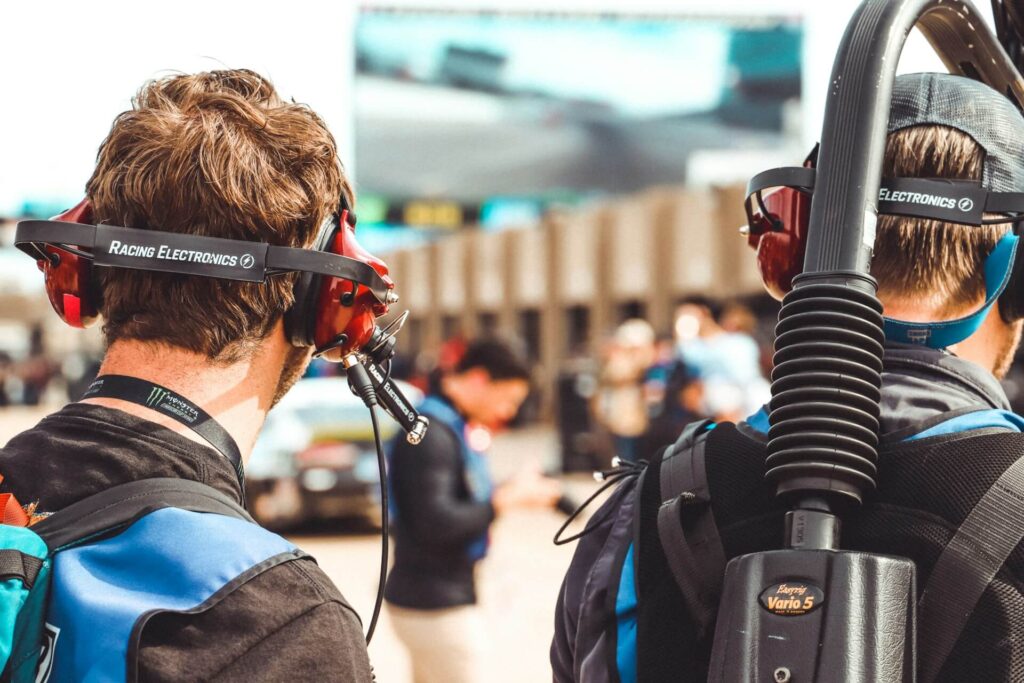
[634,419,724,683]
[0,550,43,589]
[655,419,725,639]
[918,454,1024,683]
[31,478,252,551]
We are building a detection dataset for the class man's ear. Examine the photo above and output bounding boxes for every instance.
[463,367,492,387]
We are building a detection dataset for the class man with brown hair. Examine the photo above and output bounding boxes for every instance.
[385,337,563,683]
[1,70,372,680]
[873,119,1022,378]
[553,72,1024,682]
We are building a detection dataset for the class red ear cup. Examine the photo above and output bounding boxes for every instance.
[745,186,811,301]
[312,210,394,362]
[285,209,396,360]
[40,199,101,328]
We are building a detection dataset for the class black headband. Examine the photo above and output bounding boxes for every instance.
[746,166,1024,226]
[14,220,391,302]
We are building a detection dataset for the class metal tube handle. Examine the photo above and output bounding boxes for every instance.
[805,0,1024,277]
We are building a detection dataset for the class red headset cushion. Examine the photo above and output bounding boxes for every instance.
[313,211,392,361]
[41,199,100,328]
[747,186,811,301]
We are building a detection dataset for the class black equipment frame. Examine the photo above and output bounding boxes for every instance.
[707,2,1024,681]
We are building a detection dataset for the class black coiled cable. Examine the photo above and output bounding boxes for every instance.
[766,281,885,506]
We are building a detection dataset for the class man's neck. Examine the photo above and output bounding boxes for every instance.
[881,297,1005,376]
[81,340,280,462]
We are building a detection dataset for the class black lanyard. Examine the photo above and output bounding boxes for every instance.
[83,374,246,499]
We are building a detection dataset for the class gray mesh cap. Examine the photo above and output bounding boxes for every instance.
[889,72,1024,193]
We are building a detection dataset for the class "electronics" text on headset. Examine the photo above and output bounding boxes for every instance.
[107,240,244,267]
[878,188,960,210]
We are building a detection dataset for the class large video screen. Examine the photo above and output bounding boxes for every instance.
[354,8,803,231]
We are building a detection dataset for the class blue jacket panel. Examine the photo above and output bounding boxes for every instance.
[47,508,298,682]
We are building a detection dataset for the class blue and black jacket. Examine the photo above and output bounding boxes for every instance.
[552,343,1024,683]
[0,403,372,682]
[385,393,496,610]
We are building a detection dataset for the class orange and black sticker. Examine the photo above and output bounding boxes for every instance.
[759,581,825,616]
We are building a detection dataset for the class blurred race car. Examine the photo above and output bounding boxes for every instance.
[247,376,423,529]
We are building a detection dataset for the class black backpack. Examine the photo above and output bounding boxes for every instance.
[636,420,1024,683]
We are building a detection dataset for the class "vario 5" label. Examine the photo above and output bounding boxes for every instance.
[758,581,825,616]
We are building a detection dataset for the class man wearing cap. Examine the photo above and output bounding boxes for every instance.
[551,72,1024,682]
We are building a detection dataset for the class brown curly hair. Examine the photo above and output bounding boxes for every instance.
[86,69,352,362]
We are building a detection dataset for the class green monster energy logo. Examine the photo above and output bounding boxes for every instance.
[146,387,170,407]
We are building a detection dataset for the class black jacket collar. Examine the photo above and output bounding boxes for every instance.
[0,402,242,513]
[878,342,1010,436]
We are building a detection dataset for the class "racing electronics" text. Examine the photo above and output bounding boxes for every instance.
[108,240,241,267]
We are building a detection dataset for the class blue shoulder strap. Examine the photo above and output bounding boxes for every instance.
[417,395,463,431]
[616,543,638,683]
[742,405,1024,442]
[904,408,1024,441]
[744,406,770,435]
[33,480,301,683]
[417,397,493,505]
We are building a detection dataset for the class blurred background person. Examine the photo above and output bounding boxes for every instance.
[0,353,12,408]
[673,302,770,422]
[641,334,681,420]
[593,319,656,463]
[18,324,57,406]
[384,337,562,683]
[641,362,705,460]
